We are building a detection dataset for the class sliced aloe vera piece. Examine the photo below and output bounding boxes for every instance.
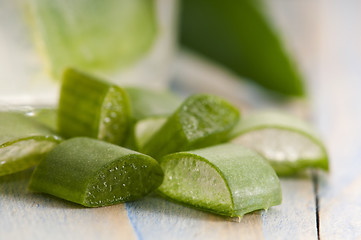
[125,87,182,121]
[29,137,164,207]
[158,144,281,217]
[27,0,157,78]
[229,111,328,176]
[141,94,240,159]
[0,112,61,176]
[134,117,167,151]
[58,68,131,145]
[180,0,304,96]
[124,87,181,150]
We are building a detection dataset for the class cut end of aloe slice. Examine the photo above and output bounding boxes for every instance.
[232,128,328,175]
[142,94,240,159]
[158,144,281,217]
[58,68,131,145]
[177,95,240,143]
[84,154,164,207]
[0,112,61,176]
[159,156,232,213]
[135,117,167,151]
[29,137,163,207]
[0,138,58,176]
[230,111,329,176]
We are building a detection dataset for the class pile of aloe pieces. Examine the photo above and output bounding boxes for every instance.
[0,68,328,219]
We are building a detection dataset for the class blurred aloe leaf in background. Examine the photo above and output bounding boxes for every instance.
[180,0,305,97]
[26,0,157,79]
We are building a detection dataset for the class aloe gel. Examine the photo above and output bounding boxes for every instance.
[29,137,164,207]
[141,94,240,159]
[57,68,131,145]
[0,112,60,176]
[158,144,282,217]
[229,111,329,175]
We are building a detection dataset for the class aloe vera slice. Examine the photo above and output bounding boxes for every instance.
[125,87,182,121]
[27,0,157,78]
[58,68,131,145]
[141,94,240,159]
[123,87,181,150]
[29,137,164,207]
[134,117,167,151]
[158,144,282,218]
[229,111,329,176]
[0,112,60,176]
[180,0,304,96]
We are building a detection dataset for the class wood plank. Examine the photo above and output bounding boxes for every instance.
[125,179,317,240]
[0,169,137,240]
[126,194,264,240]
[315,0,361,239]
[262,179,318,240]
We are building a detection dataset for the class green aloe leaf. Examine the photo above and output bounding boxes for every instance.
[158,144,282,218]
[229,111,329,176]
[29,137,164,207]
[180,0,304,96]
[58,68,131,145]
[134,116,167,151]
[0,112,61,176]
[141,94,240,159]
[27,0,157,78]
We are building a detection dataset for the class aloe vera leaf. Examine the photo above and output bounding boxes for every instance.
[57,68,131,145]
[229,111,329,176]
[123,87,181,150]
[125,87,182,121]
[29,137,164,207]
[141,94,240,159]
[0,112,61,176]
[158,143,282,217]
[134,117,167,151]
[180,0,304,96]
[27,0,157,78]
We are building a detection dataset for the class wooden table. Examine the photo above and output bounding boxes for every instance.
[1,1,360,239]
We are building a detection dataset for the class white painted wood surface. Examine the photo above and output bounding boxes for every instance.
[0,169,137,240]
[315,1,361,239]
[2,0,360,239]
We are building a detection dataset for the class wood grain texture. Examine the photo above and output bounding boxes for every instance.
[126,194,264,240]
[0,169,137,240]
[315,1,361,239]
[262,179,318,240]
[125,179,317,240]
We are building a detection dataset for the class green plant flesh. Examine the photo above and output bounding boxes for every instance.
[134,117,167,151]
[229,111,329,176]
[27,0,157,78]
[57,68,131,145]
[123,87,181,150]
[29,137,164,207]
[158,144,282,217]
[141,94,240,159]
[180,0,304,96]
[0,112,60,176]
